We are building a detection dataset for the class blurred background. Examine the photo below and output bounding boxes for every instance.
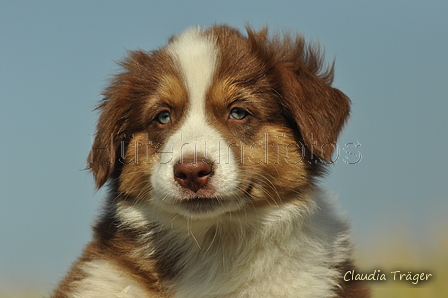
[1,1,447,297]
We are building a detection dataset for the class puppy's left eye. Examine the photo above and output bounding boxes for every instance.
[156,111,172,125]
[229,108,248,120]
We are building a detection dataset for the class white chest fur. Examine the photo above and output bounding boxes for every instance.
[115,193,352,298]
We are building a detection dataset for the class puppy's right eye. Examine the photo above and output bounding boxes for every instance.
[156,111,172,125]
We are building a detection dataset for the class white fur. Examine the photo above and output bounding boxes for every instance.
[69,260,148,298]
[67,27,355,298]
[150,28,242,218]
[133,27,352,297]
[167,27,217,116]
[115,192,352,298]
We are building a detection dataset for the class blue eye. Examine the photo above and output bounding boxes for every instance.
[157,111,172,124]
[229,108,248,120]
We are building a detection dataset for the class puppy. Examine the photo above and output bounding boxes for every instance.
[52,25,370,298]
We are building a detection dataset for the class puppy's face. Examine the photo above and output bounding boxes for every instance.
[89,26,350,219]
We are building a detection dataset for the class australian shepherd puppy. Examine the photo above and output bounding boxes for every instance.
[52,25,369,298]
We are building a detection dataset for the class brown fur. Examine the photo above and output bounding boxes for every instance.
[54,25,369,298]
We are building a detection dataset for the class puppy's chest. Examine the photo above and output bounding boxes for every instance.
[167,234,338,298]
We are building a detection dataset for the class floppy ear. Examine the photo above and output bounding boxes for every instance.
[88,50,154,188]
[87,80,130,189]
[276,61,350,162]
[248,29,350,162]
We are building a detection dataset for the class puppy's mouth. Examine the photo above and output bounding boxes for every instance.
[178,197,225,214]
[171,183,253,217]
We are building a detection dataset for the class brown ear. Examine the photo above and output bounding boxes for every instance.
[246,28,350,161]
[88,50,154,188]
[87,114,121,189]
[87,91,128,189]
[277,65,350,162]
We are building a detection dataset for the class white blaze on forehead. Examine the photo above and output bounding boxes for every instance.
[165,27,223,158]
[150,27,240,206]
[167,27,218,116]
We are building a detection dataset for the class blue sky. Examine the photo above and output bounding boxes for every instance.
[1,0,447,294]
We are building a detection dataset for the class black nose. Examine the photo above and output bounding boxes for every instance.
[173,157,213,193]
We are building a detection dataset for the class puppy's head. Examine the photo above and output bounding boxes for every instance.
[88,25,350,219]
